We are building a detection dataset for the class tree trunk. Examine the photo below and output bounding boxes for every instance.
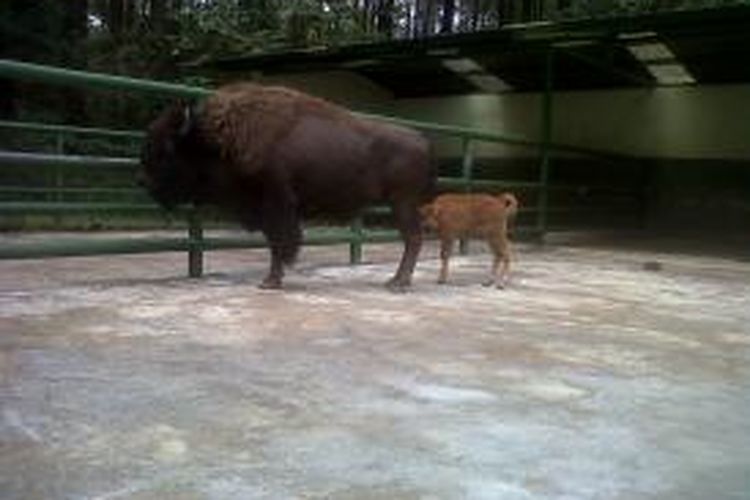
[65,0,89,45]
[63,0,89,124]
[150,0,167,34]
[416,0,436,37]
[376,0,394,37]
[123,0,136,33]
[497,0,513,24]
[108,0,123,36]
[440,0,454,33]
[364,0,376,33]
[471,0,480,30]
[522,0,533,21]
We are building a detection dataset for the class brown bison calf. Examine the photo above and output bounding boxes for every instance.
[420,193,518,288]
[139,83,434,290]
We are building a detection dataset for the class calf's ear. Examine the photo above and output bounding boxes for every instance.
[419,204,435,219]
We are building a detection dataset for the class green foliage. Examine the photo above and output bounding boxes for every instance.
[170,2,284,62]
[167,0,377,62]
[2,0,731,130]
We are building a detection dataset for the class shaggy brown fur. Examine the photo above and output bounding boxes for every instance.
[420,192,518,288]
[139,83,434,289]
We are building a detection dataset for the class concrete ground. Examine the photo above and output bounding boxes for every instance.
[1,233,749,500]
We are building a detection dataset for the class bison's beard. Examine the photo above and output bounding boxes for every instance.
[143,173,198,211]
[140,152,213,211]
[146,184,179,211]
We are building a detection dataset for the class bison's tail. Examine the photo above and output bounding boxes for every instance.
[420,143,439,203]
[498,192,519,218]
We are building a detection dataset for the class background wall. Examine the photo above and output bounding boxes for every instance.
[392,85,750,160]
[260,72,750,235]
[391,84,750,235]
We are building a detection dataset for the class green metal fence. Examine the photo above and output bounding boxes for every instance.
[0,58,643,276]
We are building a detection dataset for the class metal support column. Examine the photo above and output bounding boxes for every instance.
[54,133,65,228]
[349,215,364,264]
[537,47,554,242]
[187,206,204,278]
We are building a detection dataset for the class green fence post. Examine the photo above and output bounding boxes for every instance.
[54,132,65,228]
[459,137,474,255]
[349,215,364,264]
[537,47,554,242]
[187,206,204,278]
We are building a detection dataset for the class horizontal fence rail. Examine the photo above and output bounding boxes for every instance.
[0,148,642,260]
[0,120,145,140]
[0,59,644,274]
[0,151,137,169]
[0,60,627,161]
[0,60,209,99]
[0,227,551,261]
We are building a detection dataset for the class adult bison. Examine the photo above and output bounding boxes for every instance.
[139,83,434,290]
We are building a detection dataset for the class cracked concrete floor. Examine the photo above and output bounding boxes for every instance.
[1,236,749,499]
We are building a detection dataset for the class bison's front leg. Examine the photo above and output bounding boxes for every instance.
[259,220,302,290]
[259,245,288,289]
[387,199,423,291]
[257,171,301,290]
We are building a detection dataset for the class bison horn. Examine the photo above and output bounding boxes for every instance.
[178,103,194,138]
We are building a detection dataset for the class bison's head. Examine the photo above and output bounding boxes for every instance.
[138,103,203,210]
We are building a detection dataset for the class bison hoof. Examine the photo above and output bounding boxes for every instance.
[385,277,411,293]
[258,278,283,290]
[483,279,506,289]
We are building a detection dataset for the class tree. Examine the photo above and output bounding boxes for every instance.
[62,0,89,122]
[376,0,395,36]
[150,0,168,34]
[415,0,437,37]
[440,0,455,33]
[107,0,124,37]
[5,0,578,128]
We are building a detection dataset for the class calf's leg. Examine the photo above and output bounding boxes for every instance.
[484,234,511,288]
[438,238,454,284]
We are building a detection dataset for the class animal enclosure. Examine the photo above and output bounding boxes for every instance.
[0,59,646,274]
[2,4,749,497]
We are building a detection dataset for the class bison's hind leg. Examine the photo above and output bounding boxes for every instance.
[386,198,423,291]
[259,274,283,290]
[258,224,302,289]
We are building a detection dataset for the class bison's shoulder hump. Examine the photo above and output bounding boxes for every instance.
[209,83,343,117]
[198,83,356,175]
[356,118,429,153]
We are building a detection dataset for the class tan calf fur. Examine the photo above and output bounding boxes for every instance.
[420,193,518,288]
